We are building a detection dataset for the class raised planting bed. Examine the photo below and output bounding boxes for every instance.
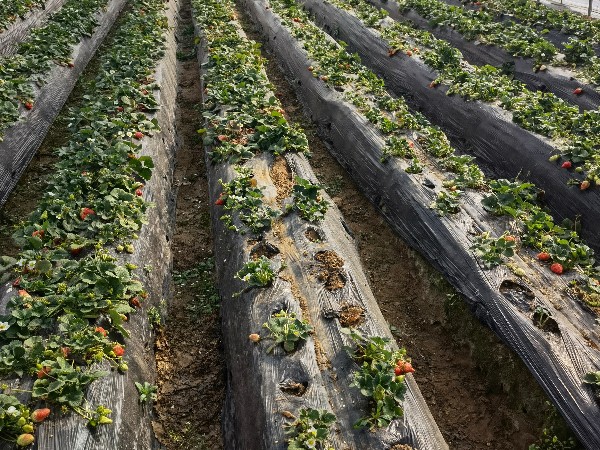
[0,0,178,447]
[395,0,600,89]
[462,0,600,45]
[293,0,600,253]
[0,0,70,56]
[366,0,600,111]
[193,0,448,448]
[240,0,600,447]
[0,0,126,207]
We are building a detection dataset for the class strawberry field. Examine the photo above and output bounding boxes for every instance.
[0,0,599,449]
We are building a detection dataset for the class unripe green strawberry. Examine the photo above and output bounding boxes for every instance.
[17,417,26,427]
[21,425,34,434]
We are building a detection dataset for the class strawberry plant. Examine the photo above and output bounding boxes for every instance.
[263,310,313,353]
[431,189,462,215]
[0,394,35,445]
[134,381,158,404]
[471,232,517,268]
[289,177,329,222]
[284,408,336,450]
[342,328,410,429]
[235,256,276,289]
[218,167,279,235]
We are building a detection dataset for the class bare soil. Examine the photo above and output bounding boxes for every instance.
[236,5,579,448]
[152,2,225,448]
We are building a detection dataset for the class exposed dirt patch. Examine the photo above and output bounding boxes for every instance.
[279,379,308,397]
[152,2,224,449]
[237,12,580,448]
[314,250,346,290]
[390,445,414,450]
[270,155,293,202]
[250,240,280,260]
[305,227,323,243]
[338,304,366,328]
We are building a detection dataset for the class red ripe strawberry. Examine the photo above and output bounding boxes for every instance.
[550,263,564,275]
[428,81,438,88]
[24,102,33,110]
[16,434,34,447]
[135,188,143,196]
[80,207,95,220]
[116,106,124,112]
[113,344,125,357]
[18,290,30,298]
[37,366,51,379]
[580,180,591,190]
[394,366,403,376]
[31,408,51,423]
[406,50,413,56]
[561,161,572,169]
[130,297,141,308]
[141,89,149,96]
[134,131,143,140]
[537,252,551,261]
[12,277,20,287]
[61,347,71,358]
[396,361,415,375]
[307,66,314,72]
[215,198,225,206]
[573,87,583,95]
[504,235,516,242]
[95,326,108,337]
[31,230,44,239]
[217,135,228,142]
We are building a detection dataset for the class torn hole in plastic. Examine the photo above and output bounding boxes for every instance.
[250,241,280,260]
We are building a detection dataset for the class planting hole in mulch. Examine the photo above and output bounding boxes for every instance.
[270,155,293,202]
[250,240,280,260]
[279,379,308,396]
[532,306,561,334]
[499,279,535,312]
[305,226,324,243]
[314,250,346,290]
[338,303,366,327]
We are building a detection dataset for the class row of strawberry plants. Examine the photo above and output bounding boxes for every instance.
[398,0,558,63]
[0,0,45,32]
[195,0,421,440]
[322,0,600,187]
[463,0,600,43]
[0,0,110,141]
[395,0,600,83]
[0,0,168,446]
[271,0,600,309]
